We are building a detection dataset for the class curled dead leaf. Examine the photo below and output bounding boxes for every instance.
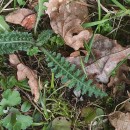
[17,63,39,102]
[45,0,92,50]
[9,54,40,102]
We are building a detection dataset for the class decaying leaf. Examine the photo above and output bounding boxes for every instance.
[5,8,36,30]
[9,54,40,102]
[51,117,71,130]
[108,111,130,130]
[67,34,130,84]
[45,0,92,50]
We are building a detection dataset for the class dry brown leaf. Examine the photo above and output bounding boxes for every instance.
[5,8,36,30]
[9,54,40,102]
[67,34,130,84]
[45,0,92,50]
[108,111,130,130]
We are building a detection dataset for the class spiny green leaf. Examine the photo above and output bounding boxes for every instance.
[0,31,34,54]
[36,30,53,46]
[42,47,107,98]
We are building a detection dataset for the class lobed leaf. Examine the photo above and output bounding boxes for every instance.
[42,48,107,98]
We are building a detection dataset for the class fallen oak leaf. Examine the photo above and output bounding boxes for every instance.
[5,8,36,30]
[9,54,40,102]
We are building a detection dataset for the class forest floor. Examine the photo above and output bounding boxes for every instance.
[0,0,130,130]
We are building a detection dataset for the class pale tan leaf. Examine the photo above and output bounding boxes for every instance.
[9,54,40,102]
[45,0,92,50]
[17,63,39,102]
[109,111,130,130]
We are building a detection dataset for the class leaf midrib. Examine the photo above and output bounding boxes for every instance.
[42,47,105,97]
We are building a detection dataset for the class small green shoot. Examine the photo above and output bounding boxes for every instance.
[27,47,40,56]
[84,34,95,63]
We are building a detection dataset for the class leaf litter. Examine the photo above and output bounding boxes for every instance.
[67,34,130,85]
[45,0,92,50]
[2,0,130,130]
[44,1,130,128]
[9,54,40,102]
